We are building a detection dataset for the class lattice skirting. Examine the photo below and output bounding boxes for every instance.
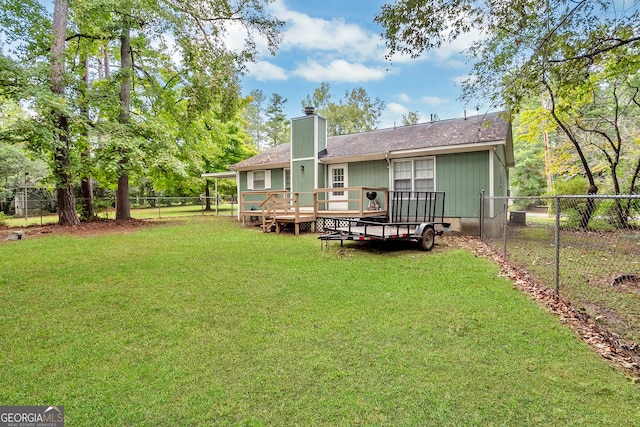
[316,218,358,232]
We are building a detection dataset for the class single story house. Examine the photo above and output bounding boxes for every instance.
[207,109,513,234]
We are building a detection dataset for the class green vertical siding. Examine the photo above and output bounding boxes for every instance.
[436,151,490,218]
[317,163,327,189]
[239,171,247,192]
[292,159,315,204]
[270,169,284,191]
[317,116,327,152]
[347,160,389,188]
[493,145,509,197]
[291,116,316,159]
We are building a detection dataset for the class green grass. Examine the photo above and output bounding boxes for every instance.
[1,217,638,426]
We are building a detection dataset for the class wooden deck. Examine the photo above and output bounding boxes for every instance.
[258,208,388,236]
[240,187,389,236]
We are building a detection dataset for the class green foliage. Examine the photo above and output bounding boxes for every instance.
[550,177,597,228]
[264,92,289,148]
[302,82,385,136]
[401,111,420,126]
[376,0,640,209]
[243,89,266,150]
[0,0,284,217]
[554,176,589,196]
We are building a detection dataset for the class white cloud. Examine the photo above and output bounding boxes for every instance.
[386,102,409,116]
[292,60,387,83]
[271,2,385,62]
[246,61,289,81]
[394,93,448,107]
[420,96,448,107]
[397,93,411,103]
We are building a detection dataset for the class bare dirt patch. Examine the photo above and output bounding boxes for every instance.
[610,274,640,295]
[1,218,150,240]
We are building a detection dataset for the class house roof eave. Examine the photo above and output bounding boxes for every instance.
[387,139,507,159]
[319,153,386,164]
[230,161,290,172]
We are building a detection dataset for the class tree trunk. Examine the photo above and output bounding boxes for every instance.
[116,22,132,220]
[116,173,130,219]
[80,56,95,221]
[51,0,79,226]
[580,184,598,230]
[545,82,598,229]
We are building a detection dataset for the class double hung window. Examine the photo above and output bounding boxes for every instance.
[392,158,435,192]
[247,170,271,190]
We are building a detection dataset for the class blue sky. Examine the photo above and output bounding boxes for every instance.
[234,0,483,128]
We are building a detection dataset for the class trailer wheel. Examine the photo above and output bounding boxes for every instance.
[419,227,435,251]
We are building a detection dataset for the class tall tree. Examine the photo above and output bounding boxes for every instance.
[2,0,284,221]
[78,55,95,221]
[376,0,640,227]
[115,15,132,219]
[244,89,267,150]
[50,0,80,225]
[302,82,384,136]
[72,0,283,219]
[265,92,288,148]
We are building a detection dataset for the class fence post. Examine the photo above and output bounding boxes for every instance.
[479,190,485,239]
[554,197,560,295]
[157,197,161,219]
[503,199,508,257]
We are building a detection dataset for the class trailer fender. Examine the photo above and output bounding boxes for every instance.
[415,223,436,251]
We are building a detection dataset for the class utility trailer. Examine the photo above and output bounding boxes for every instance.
[319,191,450,251]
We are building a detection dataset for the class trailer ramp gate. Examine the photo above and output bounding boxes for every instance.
[318,191,450,251]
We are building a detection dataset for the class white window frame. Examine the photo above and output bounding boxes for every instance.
[391,157,435,193]
[330,165,347,196]
[247,170,271,190]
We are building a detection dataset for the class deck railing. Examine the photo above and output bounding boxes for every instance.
[314,187,388,215]
[241,187,389,222]
[259,192,316,228]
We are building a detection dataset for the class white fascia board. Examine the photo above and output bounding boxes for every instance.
[320,153,386,164]
[232,162,289,172]
[387,140,506,159]
[201,171,237,179]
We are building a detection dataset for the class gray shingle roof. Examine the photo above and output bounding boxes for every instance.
[232,111,510,170]
[231,141,291,170]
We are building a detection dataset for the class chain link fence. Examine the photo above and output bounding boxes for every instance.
[1,196,237,225]
[480,194,640,344]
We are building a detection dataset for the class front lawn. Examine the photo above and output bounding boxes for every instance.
[0,217,637,426]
